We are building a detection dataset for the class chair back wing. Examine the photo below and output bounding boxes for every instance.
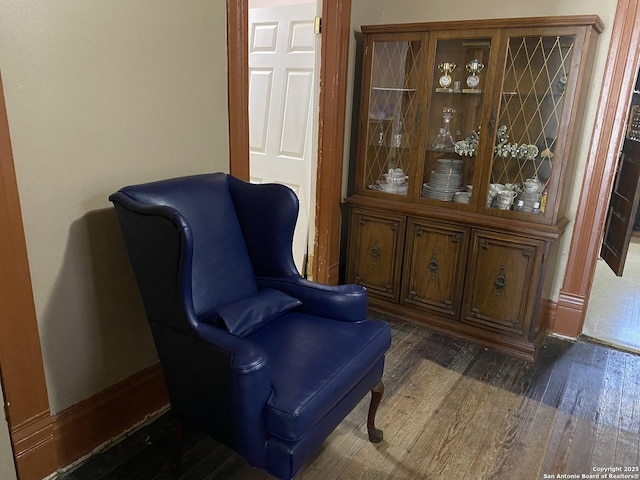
[110,173,258,322]
[228,176,300,278]
[111,199,197,332]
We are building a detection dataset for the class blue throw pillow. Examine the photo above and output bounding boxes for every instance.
[204,288,301,337]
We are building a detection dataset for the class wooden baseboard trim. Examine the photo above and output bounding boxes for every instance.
[53,362,169,469]
[11,411,58,480]
[541,298,557,332]
[551,292,585,338]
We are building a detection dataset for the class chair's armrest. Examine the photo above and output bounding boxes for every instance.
[256,275,368,322]
[194,322,269,372]
[155,322,272,467]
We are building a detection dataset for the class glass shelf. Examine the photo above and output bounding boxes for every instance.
[435,90,484,95]
[372,87,417,93]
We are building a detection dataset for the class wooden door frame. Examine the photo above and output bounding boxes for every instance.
[227,0,352,285]
[554,0,640,337]
[0,71,58,479]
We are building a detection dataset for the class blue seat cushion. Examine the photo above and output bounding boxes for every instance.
[247,312,391,442]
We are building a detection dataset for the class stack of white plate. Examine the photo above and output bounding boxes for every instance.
[422,159,463,201]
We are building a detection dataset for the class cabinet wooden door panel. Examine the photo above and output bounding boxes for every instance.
[347,210,406,301]
[402,219,469,317]
[461,230,544,337]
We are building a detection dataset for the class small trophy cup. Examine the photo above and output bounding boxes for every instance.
[436,62,456,92]
[464,59,484,93]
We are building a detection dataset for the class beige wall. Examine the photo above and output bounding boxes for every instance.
[348,0,618,300]
[0,1,229,413]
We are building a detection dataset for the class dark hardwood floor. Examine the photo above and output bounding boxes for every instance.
[57,318,640,480]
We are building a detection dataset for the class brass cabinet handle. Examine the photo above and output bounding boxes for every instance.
[494,265,507,296]
[429,251,439,278]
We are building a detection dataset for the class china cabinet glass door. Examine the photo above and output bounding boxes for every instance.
[420,34,496,209]
[485,31,577,220]
[359,34,425,197]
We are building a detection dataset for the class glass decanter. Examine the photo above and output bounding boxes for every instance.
[432,107,456,151]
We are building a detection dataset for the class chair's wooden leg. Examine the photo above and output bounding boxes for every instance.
[367,381,384,443]
[170,417,184,471]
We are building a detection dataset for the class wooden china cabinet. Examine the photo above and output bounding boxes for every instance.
[344,16,603,360]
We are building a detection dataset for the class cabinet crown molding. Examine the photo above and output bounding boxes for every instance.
[361,15,604,34]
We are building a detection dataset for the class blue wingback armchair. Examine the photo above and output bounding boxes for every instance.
[109,173,391,479]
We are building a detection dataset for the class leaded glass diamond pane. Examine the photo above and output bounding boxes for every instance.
[363,40,421,194]
[491,35,575,192]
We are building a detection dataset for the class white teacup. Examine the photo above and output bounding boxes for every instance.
[489,183,504,195]
[498,190,517,200]
[496,190,517,208]
[384,172,408,184]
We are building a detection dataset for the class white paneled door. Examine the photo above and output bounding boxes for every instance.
[248,2,318,274]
